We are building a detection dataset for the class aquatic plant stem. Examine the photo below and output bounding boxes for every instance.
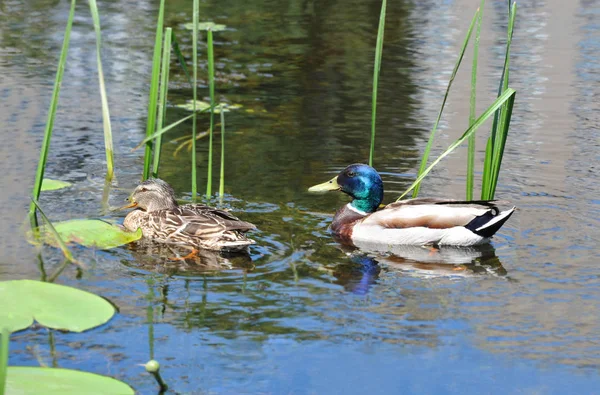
[28,0,76,216]
[467,1,485,200]
[143,0,165,180]
[191,0,199,198]
[153,28,172,178]
[369,0,387,167]
[88,0,115,181]
[411,9,479,198]
[219,104,225,197]
[0,327,9,395]
[206,29,215,197]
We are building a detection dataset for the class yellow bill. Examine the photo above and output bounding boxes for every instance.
[308,176,340,192]
[114,197,138,211]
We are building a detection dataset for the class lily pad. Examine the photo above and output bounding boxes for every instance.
[39,219,142,250]
[175,100,242,113]
[6,367,134,395]
[0,280,115,333]
[182,21,227,31]
[41,179,72,191]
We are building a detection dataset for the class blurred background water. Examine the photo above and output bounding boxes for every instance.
[1,0,599,393]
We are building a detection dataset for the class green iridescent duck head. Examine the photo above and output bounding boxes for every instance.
[309,164,384,213]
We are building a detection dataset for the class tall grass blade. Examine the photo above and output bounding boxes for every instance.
[481,1,516,199]
[29,0,76,216]
[191,0,199,198]
[171,32,193,88]
[219,104,225,197]
[206,29,215,197]
[152,28,172,178]
[143,0,165,180]
[369,0,387,167]
[88,0,114,181]
[466,0,485,200]
[411,9,479,198]
[0,327,9,395]
[397,88,516,200]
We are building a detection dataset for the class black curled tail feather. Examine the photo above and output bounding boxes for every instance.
[465,207,516,238]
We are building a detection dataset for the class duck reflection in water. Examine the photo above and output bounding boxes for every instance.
[332,238,507,295]
[124,239,254,275]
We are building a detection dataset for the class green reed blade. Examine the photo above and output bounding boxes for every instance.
[467,0,485,200]
[206,29,215,197]
[29,0,76,216]
[397,88,516,201]
[0,327,8,395]
[143,0,165,180]
[487,95,514,198]
[369,0,387,167]
[481,1,516,199]
[191,0,199,198]
[412,9,479,198]
[219,104,225,197]
[152,28,172,178]
[481,136,493,196]
[88,0,114,181]
[171,32,193,88]
[31,199,84,269]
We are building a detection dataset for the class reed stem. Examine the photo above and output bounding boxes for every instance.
[206,29,215,197]
[219,104,225,197]
[88,0,114,181]
[143,0,165,180]
[191,0,199,198]
[466,1,485,200]
[29,0,76,216]
[153,28,172,178]
[369,0,387,167]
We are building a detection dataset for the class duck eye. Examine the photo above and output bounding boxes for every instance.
[139,187,148,193]
[347,171,356,177]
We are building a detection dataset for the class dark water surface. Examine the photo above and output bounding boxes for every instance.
[1,0,600,393]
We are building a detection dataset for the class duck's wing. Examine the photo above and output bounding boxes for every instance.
[361,199,495,229]
[168,205,256,239]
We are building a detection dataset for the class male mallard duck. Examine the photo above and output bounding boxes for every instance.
[122,178,255,251]
[308,164,515,247]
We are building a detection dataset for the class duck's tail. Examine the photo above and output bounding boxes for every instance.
[465,207,516,238]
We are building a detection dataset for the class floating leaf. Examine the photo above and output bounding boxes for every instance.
[0,280,115,333]
[6,367,134,394]
[41,179,72,191]
[175,100,242,113]
[39,219,142,250]
[183,21,227,31]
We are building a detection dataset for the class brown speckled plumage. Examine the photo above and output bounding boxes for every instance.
[123,179,255,251]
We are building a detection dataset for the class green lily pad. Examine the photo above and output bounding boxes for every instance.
[0,280,115,333]
[175,100,242,113]
[182,21,227,31]
[6,367,134,394]
[41,179,72,191]
[39,219,142,250]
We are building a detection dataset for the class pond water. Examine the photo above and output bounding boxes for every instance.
[1,0,599,393]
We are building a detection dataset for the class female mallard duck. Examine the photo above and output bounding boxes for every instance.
[122,178,255,251]
[309,164,515,247]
